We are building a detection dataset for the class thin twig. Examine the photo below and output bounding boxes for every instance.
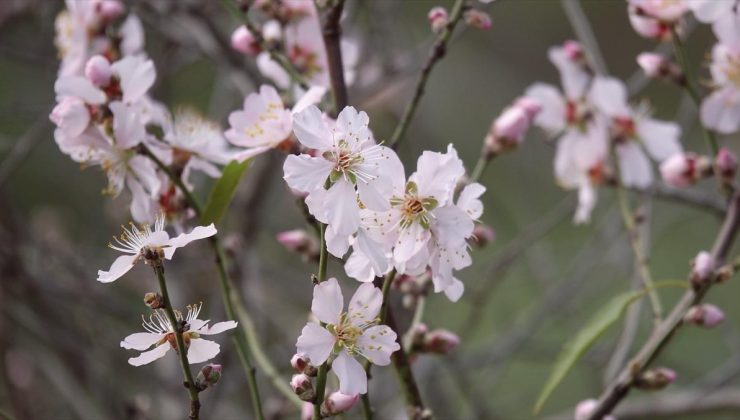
[560,0,608,75]
[317,0,348,117]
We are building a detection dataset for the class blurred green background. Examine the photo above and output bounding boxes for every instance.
[0,0,736,419]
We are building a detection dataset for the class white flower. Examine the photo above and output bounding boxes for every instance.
[700,43,740,134]
[687,0,740,51]
[284,105,401,257]
[97,213,217,283]
[121,303,237,366]
[168,108,234,179]
[295,278,400,395]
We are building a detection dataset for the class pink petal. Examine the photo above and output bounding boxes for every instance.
[311,278,344,325]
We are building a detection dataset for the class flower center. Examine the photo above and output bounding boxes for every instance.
[611,116,636,143]
[390,182,438,230]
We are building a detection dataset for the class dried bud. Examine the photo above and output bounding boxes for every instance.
[469,224,496,248]
[427,7,449,33]
[691,251,715,287]
[716,148,737,183]
[660,152,710,187]
[684,304,725,328]
[574,399,616,420]
[321,391,359,417]
[262,19,283,43]
[195,364,222,391]
[463,9,492,30]
[143,292,164,309]
[277,229,319,262]
[291,373,315,401]
[636,367,677,390]
[231,26,260,56]
[423,329,460,354]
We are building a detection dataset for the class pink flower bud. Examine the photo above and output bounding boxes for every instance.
[716,148,737,182]
[301,402,314,420]
[463,9,492,30]
[514,96,542,121]
[637,52,667,78]
[195,364,222,391]
[97,0,124,22]
[291,353,310,373]
[691,251,715,286]
[231,26,260,56]
[262,20,283,42]
[636,367,677,390]
[423,329,460,354]
[684,304,725,328]
[277,229,319,261]
[321,392,359,417]
[428,7,449,33]
[85,55,112,87]
[469,224,496,248]
[563,40,584,62]
[291,373,315,401]
[50,97,91,138]
[574,399,616,420]
[660,152,697,187]
[484,97,539,158]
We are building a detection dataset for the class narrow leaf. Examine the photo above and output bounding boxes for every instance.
[533,290,645,415]
[200,160,250,225]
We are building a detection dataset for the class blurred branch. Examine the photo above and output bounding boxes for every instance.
[628,183,726,217]
[560,0,608,75]
[317,0,348,116]
[589,191,740,419]
[0,115,50,189]
[614,388,740,419]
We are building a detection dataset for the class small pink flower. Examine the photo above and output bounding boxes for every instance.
[562,40,584,62]
[85,55,112,87]
[231,26,260,56]
[716,148,737,181]
[424,329,460,354]
[575,399,616,420]
[301,402,314,420]
[691,251,715,285]
[322,392,359,417]
[485,97,541,156]
[685,304,725,328]
[514,96,543,121]
[637,52,666,78]
[97,0,125,22]
[660,152,698,187]
[428,7,449,33]
[464,9,492,30]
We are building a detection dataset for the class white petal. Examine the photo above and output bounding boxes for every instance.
[54,76,106,104]
[443,277,465,302]
[283,154,334,193]
[618,143,653,188]
[333,350,367,395]
[432,205,475,246]
[637,118,682,161]
[120,332,163,350]
[357,325,400,366]
[457,183,485,219]
[292,105,333,150]
[574,182,597,224]
[311,278,344,325]
[325,179,360,237]
[589,76,630,117]
[393,222,430,264]
[187,339,220,364]
[325,224,351,258]
[714,12,740,52]
[356,178,390,212]
[344,250,376,283]
[354,230,391,277]
[97,254,138,283]
[296,322,336,365]
[165,224,217,259]
[128,344,170,366]
[524,83,566,133]
[198,320,238,335]
[292,86,327,114]
[348,283,383,327]
[112,56,156,104]
[257,52,291,89]
[700,87,740,134]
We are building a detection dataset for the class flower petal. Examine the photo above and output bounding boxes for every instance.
[128,344,170,366]
[333,350,367,395]
[198,320,238,335]
[283,154,334,193]
[357,325,400,366]
[165,224,217,259]
[348,283,383,327]
[120,332,163,350]
[443,277,465,302]
[311,278,344,325]
[97,254,138,283]
[187,339,221,364]
[325,179,360,237]
[292,105,333,150]
[296,322,336,365]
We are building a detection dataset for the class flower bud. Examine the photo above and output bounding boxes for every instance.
[85,55,112,87]
[514,96,542,121]
[716,148,737,183]
[691,251,715,287]
[463,9,492,30]
[684,304,725,328]
[321,391,359,417]
[423,329,460,354]
[469,224,496,248]
[50,97,91,138]
[301,402,314,420]
[231,26,260,56]
[484,98,540,158]
[428,7,449,33]
[97,0,125,22]
[636,367,677,390]
[660,152,711,187]
[262,20,283,43]
[563,39,584,62]
[195,364,222,391]
[277,229,319,262]
[290,352,316,375]
[143,292,164,309]
[574,399,616,420]
[628,5,674,40]
[291,373,315,401]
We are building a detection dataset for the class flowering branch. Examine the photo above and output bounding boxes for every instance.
[588,192,740,419]
[388,0,467,149]
[152,263,201,420]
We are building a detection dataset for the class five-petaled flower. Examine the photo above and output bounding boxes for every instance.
[296,278,400,395]
[121,302,237,366]
[97,213,216,283]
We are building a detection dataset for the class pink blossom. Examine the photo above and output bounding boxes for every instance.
[231,26,260,56]
[691,251,715,284]
[700,44,740,134]
[50,97,90,138]
[428,7,449,33]
[716,148,738,181]
[685,304,725,328]
[322,392,359,417]
[463,9,492,30]
[424,329,460,354]
[85,55,112,87]
[97,0,125,22]
[660,152,698,187]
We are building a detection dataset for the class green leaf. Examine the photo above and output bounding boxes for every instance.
[533,290,645,415]
[200,160,250,225]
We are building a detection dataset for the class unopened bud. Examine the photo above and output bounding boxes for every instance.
[691,251,715,287]
[321,391,359,417]
[660,152,710,187]
[423,329,460,354]
[195,364,222,391]
[291,353,310,372]
[97,0,124,22]
[85,55,112,87]
[277,229,319,262]
[291,373,315,401]
[427,7,449,33]
[262,20,282,43]
[301,402,314,420]
[231,26,260,56]
[574,399,616,420]
[144,292,164,309]
[716,148,737,183]
[563,40,584,62]
[469,224,496,248]
[463,9,492,30]
[684,304,725,328]
[636,52,683,84]
[636,367,677,390]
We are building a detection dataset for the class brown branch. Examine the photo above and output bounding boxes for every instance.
[614,388,740,419]
[386,309,428,420]
[317,0,348,117]
[588,192,740,419]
